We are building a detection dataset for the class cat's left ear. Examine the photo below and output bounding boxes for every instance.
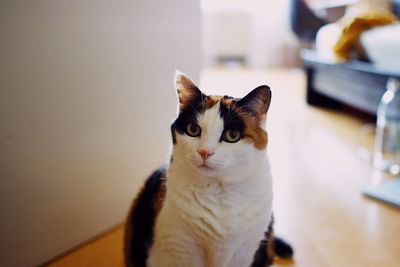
[175,71,204,108]
[237,85,271,116]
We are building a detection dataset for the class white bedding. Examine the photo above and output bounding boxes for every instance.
[360,23,400,71]
[315,22,400,72]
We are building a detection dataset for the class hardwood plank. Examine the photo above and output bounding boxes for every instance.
[47,226,125,267]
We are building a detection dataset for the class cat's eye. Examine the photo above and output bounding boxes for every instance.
[223,129,241,143]
[185,123,201,137]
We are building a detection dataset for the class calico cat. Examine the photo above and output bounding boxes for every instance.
[124,72,293,267]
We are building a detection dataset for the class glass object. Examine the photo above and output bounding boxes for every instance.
[373,77,400,175]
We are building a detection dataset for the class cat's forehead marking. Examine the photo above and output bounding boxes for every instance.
[198,101,224,146]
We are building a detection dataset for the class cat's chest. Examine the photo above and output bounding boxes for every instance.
[176,190,268,239]
[150,191,271,267]
[151,184,271,263]
[196,204,270,267]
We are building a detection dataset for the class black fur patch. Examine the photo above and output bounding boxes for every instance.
[171,97,205,137]
[250,217,294,267]
[218,100,245,142]
[250,220,274,267]
[124,167,166,267]
[171,124,177,144]
[274,237,294,258]
[237,85,271,116]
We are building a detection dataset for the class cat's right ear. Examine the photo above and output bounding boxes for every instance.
[175,70,203,109]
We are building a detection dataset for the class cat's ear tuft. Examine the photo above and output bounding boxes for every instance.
[237,85,271,116]
[175,70,203,107]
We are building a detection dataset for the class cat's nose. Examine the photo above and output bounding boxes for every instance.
[198,149,214,161]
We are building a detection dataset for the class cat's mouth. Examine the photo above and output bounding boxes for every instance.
[198,163,215,171]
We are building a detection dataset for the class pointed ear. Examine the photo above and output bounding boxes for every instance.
[237,85,271,116]
[175,71,203,107]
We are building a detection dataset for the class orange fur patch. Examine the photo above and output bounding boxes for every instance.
[203,95,221,109]
[242,114,268,150]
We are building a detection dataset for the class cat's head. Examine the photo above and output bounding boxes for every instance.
[170,72,271,182]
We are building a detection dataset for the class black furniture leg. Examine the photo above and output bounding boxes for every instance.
[305,67,342,108]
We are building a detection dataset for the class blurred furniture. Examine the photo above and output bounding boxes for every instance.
[290,0,327,42]
[291,0,400,115]
[301,50,400,114]
[202,1,298,68]
[202,10,251,65]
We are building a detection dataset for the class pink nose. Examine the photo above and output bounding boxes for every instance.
[198,149,214,161]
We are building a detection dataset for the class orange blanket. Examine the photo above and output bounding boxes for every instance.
[333,11,397,60]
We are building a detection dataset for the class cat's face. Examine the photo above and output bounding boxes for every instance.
[170,73,271,182]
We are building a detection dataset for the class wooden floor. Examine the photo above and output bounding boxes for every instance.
[48,68,400,267]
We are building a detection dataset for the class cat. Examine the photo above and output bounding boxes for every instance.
[124,72,293,267]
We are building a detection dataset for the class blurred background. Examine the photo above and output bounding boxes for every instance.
[1,1,399,267]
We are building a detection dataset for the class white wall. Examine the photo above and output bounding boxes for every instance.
[0,1,201,266]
